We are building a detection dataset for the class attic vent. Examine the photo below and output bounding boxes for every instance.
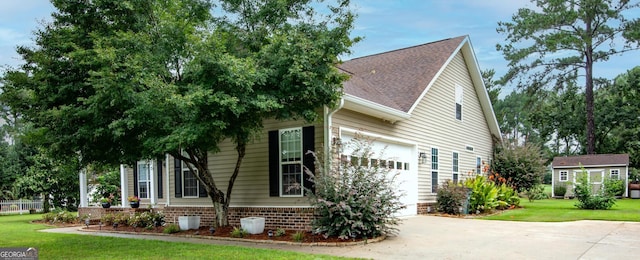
[465,145,474,152]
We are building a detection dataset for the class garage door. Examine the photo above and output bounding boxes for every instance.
[341,132,418,217]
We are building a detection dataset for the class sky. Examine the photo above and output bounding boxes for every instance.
[1,0,638,95]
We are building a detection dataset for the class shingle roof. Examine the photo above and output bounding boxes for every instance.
[552,154,629,168]
[339,36,466,112]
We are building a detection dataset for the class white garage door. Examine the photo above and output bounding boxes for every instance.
[341,132,418,217]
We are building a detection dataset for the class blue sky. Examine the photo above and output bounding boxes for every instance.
[1,0,638,95]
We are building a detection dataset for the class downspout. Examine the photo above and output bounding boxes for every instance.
[165,154,171,206]
[324,98,345,175]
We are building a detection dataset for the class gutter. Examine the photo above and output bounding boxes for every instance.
[324,98,345,174]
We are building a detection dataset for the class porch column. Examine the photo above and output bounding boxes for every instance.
[149,160,158,207]
[79,169,88,207]
[165,154,171,206]
[120,164,129,207]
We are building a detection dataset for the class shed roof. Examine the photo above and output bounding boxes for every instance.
[552,154,629,168]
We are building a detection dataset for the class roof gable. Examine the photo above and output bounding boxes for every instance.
[552,154,630,168]
[339,36,465,112]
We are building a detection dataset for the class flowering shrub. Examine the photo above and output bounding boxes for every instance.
[42,210,78,224]
[306,136,404,239]
[436,181,469,214]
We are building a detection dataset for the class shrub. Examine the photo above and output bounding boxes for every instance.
[436,181,469,214]
[292,231,305,242]
[491,143,546,192]
[230,227,248,238]
[464,175,498,214]
[524,184,547,202]
[307,136,404,239]
[603,178,624,197]
[42,210,77,224]
[574,169,615,210]
[163,224,180,234]
[275,228,286,237]
[554,184,567,198]
[496,183,520,208]
[100,213,116,226]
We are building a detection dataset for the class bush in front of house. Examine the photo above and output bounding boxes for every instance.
[436,181,468,215]
[574,170,615,210]
[603,177,624,197]
[554,184,567,198]
[306,136,404,240]
[464,175,498,213]
[491,143,546,193]
[42,210,78,224]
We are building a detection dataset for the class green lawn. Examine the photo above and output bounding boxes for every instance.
[0,214,355,260]
[482,198,640,222]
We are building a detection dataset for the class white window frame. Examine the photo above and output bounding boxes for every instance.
[455,84,463,121]
[182,161,199,198]
[610,169,620,180]
[137,161,151,199]
[431,147,439,193]
[476,156,482,175]
[279,127,303,197]
[559,170,568,182]
[452,151,459,182]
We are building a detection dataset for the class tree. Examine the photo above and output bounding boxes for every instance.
[1,0,356,227]
[491,142,546,192]
[497,0,640,154]
[482,69,501,105]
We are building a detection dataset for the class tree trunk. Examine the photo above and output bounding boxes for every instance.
[585,15,596,154]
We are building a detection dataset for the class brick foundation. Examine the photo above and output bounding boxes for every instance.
[417,202,437,215]
[162,206,316,230]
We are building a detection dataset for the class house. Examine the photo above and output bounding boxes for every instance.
[78,35,502,229]
[551,154,629,197]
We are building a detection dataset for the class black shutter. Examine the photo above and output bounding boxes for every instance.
[174,157,182,198]
[157,159,163,199]
[133,162,138,197]
[302,126,315,194]
[198,176,207,197]
[268,130,279,197]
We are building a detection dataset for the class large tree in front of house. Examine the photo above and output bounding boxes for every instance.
[496,0,640,154]
[0,0,356,227]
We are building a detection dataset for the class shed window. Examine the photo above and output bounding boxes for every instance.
[559,171,568,182]
[610,169,620,180]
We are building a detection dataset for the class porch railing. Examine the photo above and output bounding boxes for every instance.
[0,199,44,214]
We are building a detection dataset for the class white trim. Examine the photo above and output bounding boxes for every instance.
[278,127,304,198]
[339,127,419,147]
[553,164,628,169]
[559,170,569,182]
[454,84,463,121]
[137,161,152,199]
[452,151,459,181]
[79,169,88,208]
[149,160,157,207]
[165,154,171,206]
[610,169,621,179]
[476,156,483,174]
[120,164,128,207]
[343,94,411,123]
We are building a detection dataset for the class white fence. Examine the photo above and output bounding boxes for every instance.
[0,199,44,214]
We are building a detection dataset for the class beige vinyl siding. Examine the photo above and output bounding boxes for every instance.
[158,118,322,207]
[333,52,494,203]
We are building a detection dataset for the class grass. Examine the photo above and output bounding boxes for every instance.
[482,198,640,222]
[0,214,355,260]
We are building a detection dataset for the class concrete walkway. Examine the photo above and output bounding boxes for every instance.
[42,216,640,259]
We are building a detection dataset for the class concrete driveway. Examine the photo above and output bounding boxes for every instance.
[43,215,640,259]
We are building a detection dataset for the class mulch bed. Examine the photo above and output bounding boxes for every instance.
[82,224,375,244]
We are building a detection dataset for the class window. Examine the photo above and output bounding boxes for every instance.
[455,85,463,120]
[137,161,151,199]
[182,161,199,198]
[432,148,439,193]
[476,156,482,174]
[610,169,620,180]
[280,128,303,196]
[559,171,568,182]
[452,152,459,183]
